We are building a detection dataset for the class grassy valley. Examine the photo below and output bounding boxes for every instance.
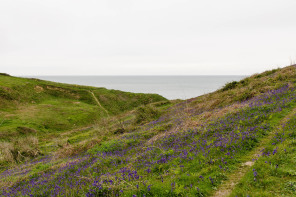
[0,74,167,168]
[0,65,296,196]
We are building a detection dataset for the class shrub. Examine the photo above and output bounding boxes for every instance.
[239,78,250,86]
[276,74,285,81]
[114,128,125,134]
[221,81,238,91]
[263,68,279,77]
[254,68,279,79]
[0,87,15,100]
[254,74,262,78]
[0,73,10,76]
[135,105,161,124]
[152,100,171,107]
[237,91,253,101]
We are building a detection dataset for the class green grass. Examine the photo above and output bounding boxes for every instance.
[0,74,167,168]
[190,65,296,112]
[230,110,296,197]
[0,65,295,196]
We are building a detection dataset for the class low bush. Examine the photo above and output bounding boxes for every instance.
[135,105,161,124]
[236,91,253,101]
[239,78,250,86]
[0,73,10,76]
[221,81,238,91]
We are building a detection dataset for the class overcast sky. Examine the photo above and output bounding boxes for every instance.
[1,0,296,75]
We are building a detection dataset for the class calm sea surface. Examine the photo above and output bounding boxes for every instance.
[27,76,246,100]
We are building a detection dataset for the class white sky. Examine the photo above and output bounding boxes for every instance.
[1,0,296,75]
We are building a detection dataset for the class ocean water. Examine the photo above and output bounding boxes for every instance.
[28,76,246,100]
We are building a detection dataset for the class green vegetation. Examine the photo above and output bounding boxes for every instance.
[190,65,296,113]
[0,75,167,168]
[230,106,296,197]
[221,81,238,91]
[0,65,296,197]
[135,105,161,124]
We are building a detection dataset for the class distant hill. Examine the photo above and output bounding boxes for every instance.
[0,74,167,130]
[0,75,167,165]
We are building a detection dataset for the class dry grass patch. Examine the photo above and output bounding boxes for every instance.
[184,102,247,131]
[53,138,101,159]
[0,136,40,166]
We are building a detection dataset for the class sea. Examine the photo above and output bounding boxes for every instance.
[27,76,246,100]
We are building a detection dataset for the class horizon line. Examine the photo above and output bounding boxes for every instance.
[19,74,248,77]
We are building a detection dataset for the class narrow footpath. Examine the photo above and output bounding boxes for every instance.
[212,106,296,197]
[89,91,110,117]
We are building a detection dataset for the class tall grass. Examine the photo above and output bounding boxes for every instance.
[0,136,40,167]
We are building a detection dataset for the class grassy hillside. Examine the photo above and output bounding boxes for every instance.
[0,74,167,168]
[0,65,296,197]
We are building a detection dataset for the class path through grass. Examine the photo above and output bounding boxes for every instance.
[213,106,296,197]
[89,91,110,117]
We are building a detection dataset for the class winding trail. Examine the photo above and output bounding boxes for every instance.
[212,106,296,197]
[89,91,110,117]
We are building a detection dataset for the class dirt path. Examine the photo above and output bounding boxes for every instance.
[89,91,110,117]
[62,91,110,136]
[212,106,296,197]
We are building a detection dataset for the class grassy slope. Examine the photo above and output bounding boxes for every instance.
[230,106,296,197]
[0,74,167,167]
[0,65,296,196]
